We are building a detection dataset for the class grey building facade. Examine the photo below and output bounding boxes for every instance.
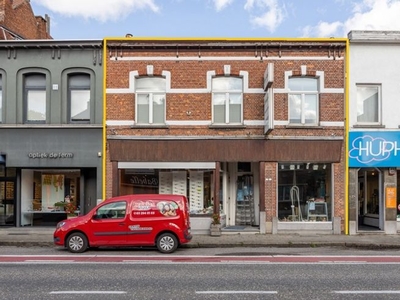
[0,40,103,226]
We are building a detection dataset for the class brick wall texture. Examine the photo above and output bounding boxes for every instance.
[0,0,51,39]
[106,40,346,230]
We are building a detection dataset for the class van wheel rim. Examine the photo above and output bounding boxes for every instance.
[69,236,83,251]
[160,236,174,251]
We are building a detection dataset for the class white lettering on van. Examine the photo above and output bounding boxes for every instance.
[133,201,156,211]
[128,225,153,231]
[133,211,155,216]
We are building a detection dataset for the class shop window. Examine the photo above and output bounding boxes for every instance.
[24,74,46,123]
[288,77,318,125]
[0,74,2,123]
[119,169,214,215]
[69,74,91,123]
[212,76,243,124]
[20,169,81,226]
[135,77,166,124]
[278,163,331,222]
[356,84,381,124]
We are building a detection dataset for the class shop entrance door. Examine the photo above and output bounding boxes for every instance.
[357,168,383,231]
[0,180,15,226]
[235,175,255,226]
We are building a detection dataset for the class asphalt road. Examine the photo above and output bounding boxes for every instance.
[2,260,400,299]
[1,245,400,256]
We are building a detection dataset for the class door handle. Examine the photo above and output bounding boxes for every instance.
[119,223,125,226]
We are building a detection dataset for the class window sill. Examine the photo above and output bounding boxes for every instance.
[130,124,169,129]
[285,124,323,129]
[209,124,246,129]
[353,124,385,128]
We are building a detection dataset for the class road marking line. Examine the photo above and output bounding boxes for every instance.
[334,291,400,294]
[25,260,75,262]
[50,291,126,294]
[196,291,277,294]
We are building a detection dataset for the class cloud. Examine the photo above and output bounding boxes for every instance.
[302,0,400,37]
[32,0,160,22]
[213,0,234,11]
[244,0,286,33]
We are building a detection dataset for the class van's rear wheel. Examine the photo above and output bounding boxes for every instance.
[66,232,88,253]
[156,233,178,253]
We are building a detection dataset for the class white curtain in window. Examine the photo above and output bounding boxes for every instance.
[136,77,166,124]
[357,86,379,123]
[27,90,46,121]
[71,90,90,121]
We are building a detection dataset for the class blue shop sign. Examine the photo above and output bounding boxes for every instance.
[349,131,400,167]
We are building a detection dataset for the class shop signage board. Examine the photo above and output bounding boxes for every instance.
[385,187,397,208]
[349,131,400,167]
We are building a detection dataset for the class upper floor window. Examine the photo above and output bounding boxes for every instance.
[0,75,2,123]
[288,77,318,125]
[212,77,243,124]
[69,74,90,123]
[356,85,380,124]
[135,77,166,124]
[24,74,46,123]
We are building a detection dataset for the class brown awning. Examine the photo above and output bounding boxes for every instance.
[108,139,343,163]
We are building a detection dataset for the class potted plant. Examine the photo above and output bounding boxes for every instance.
[54,201,66,211]
[210,213,221,236]
[65,202,77,218]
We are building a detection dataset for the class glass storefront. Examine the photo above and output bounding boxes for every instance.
[0,166,16,226]
[278,163,332,222]
[119,169,215,216]
[21,169,81,226]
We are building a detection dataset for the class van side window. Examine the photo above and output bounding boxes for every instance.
[97,201,127,219]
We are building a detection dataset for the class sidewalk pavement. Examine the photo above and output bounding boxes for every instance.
[1,227,400,249]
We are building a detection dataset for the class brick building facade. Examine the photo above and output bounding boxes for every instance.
[105,38,347,235]
[0,0,51,40]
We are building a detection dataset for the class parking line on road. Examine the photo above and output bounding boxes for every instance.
[196,291,277,294]
[50,291,127,295]
[334,291,400,294]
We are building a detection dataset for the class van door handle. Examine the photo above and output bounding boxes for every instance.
[119,223,125,226]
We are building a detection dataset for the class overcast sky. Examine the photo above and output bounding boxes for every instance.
[30,0,400,40]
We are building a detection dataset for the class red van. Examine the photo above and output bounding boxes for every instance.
[53,194,192,253]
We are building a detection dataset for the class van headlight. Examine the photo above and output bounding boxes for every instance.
[56,221,66,229]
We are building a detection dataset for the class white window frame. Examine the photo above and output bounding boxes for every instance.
[135,77,166,124]
[356,84,381,125]
[212,76,243,125]
[24,74,46,124]
[288,77,319,126]
[69,73,91,123]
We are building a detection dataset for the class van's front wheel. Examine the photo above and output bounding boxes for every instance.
[156,233,178,253]
[66,232,88,253]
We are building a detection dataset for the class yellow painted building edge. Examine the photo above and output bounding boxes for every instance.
[345,38,350,235]
[102,39,107,201]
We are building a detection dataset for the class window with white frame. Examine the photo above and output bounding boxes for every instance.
[24,74,46,123]
[135,77,166,124]
[212,77,243,124]
[288,77,318,125]
[356,85,380,124]
[0,75,2,123]
[69,74,91,123]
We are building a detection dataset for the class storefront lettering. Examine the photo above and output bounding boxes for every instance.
[28,152,74,159]
[129,175,158,187]
[349,132,400,167]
